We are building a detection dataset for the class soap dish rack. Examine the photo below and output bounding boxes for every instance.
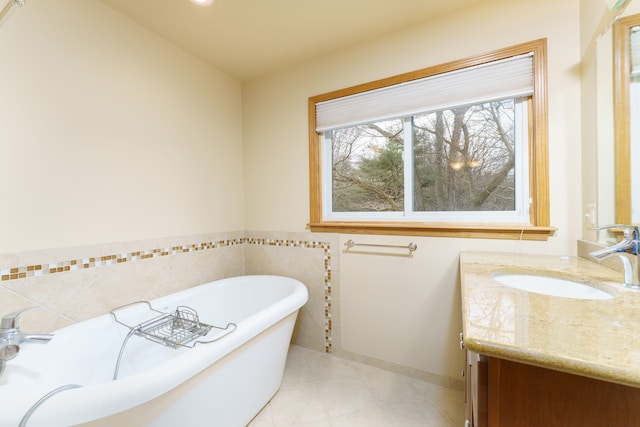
[110,301,237,380]
[110,301,237,349]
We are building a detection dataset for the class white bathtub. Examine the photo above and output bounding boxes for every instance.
[0,275,308,427]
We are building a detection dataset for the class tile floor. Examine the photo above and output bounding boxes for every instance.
[248,345,465,427]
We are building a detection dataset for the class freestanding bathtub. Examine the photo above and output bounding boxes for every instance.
[0,275,308,427]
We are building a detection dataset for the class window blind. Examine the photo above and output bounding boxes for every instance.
[315,53,534,132]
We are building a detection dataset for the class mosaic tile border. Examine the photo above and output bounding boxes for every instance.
[245,238,333,353]
[0,236,334,353]
[0,239,245,281]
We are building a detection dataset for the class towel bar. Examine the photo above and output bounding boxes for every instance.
[344,239,417,252]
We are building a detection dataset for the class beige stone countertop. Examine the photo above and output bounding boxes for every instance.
[460,251,640,388]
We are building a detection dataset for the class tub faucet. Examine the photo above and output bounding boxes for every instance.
[590,224,640,289]
[0,307,53,378]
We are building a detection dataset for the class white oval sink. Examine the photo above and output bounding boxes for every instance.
[492,274,614,300]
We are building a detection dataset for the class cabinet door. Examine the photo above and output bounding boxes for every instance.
[487,357,640,427]
[465,350,488,427]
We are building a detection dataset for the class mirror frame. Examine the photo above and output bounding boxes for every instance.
[613,14,638,224]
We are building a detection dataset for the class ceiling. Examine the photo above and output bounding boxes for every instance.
[99,0,482,81]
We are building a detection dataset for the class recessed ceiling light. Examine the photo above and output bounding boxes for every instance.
[190,0,214,6]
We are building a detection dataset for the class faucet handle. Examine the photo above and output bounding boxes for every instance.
[0,307,39,330]
[0,344,19,361]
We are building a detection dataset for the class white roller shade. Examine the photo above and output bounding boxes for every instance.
[316,53,534,132]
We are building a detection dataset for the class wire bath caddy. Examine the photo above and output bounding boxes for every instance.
[110,301,237,379]
[110,301,237,349]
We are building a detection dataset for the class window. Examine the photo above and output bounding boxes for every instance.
[326,99,528,221]
[308,39,555,240]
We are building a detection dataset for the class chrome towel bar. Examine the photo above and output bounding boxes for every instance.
[344,239,417,253]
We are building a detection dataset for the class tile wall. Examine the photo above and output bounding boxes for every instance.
[0,231,339,354]
[245,231,340,354]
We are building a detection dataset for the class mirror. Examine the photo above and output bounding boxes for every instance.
[586,0,639,244]
[613,12,640,225]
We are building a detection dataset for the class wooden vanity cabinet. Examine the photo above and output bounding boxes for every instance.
[466,354,640,427]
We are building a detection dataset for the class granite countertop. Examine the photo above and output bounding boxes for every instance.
[460,251,640,388]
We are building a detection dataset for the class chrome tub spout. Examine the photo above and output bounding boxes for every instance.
[0,307,53,379]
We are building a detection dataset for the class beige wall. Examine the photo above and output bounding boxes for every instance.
[0,0,332,380]
[0,233,246,333]
[243,0,582,238]
[0,0,588,390]
[0,231,333,356]
[243,0,583,384]
[0,0,244,253]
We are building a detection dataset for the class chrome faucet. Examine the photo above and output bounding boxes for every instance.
[590,224,640,289]
[0,307,54,378]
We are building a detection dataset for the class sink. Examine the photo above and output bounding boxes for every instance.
[492,274,615,300]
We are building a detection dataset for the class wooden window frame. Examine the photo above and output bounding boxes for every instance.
[308,39,555,240]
